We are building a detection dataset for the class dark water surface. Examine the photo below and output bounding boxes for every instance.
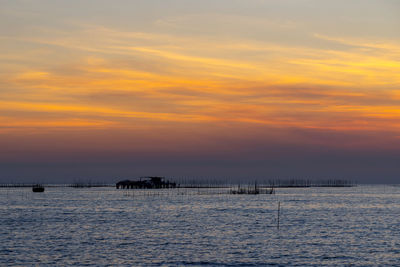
[1,186,399,266]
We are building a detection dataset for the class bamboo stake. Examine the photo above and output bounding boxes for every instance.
[277,201,280,230]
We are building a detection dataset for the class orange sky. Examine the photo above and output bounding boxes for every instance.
[1,0,400,182]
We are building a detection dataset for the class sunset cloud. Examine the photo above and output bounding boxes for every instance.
[0,0,399,181]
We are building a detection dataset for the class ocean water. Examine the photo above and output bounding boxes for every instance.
[0,185,399,266]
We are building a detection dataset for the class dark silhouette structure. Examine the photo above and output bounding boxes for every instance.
[116,176,177,189]
[32,184,45,192]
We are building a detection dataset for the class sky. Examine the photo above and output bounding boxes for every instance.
[0,0,400,183]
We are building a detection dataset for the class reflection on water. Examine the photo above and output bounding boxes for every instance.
[0,186,399,266]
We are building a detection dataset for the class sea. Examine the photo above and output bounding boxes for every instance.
[0,185,399,266]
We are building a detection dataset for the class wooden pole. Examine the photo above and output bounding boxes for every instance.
[277,201,280,230]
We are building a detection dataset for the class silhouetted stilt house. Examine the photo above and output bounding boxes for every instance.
[116,176,177,189]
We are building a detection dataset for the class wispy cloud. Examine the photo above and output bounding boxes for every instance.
[1,17,400,143]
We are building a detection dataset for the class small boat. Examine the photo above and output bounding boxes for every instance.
[32,184,45,192]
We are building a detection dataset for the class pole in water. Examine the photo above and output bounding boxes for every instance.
[277,201,280,230]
